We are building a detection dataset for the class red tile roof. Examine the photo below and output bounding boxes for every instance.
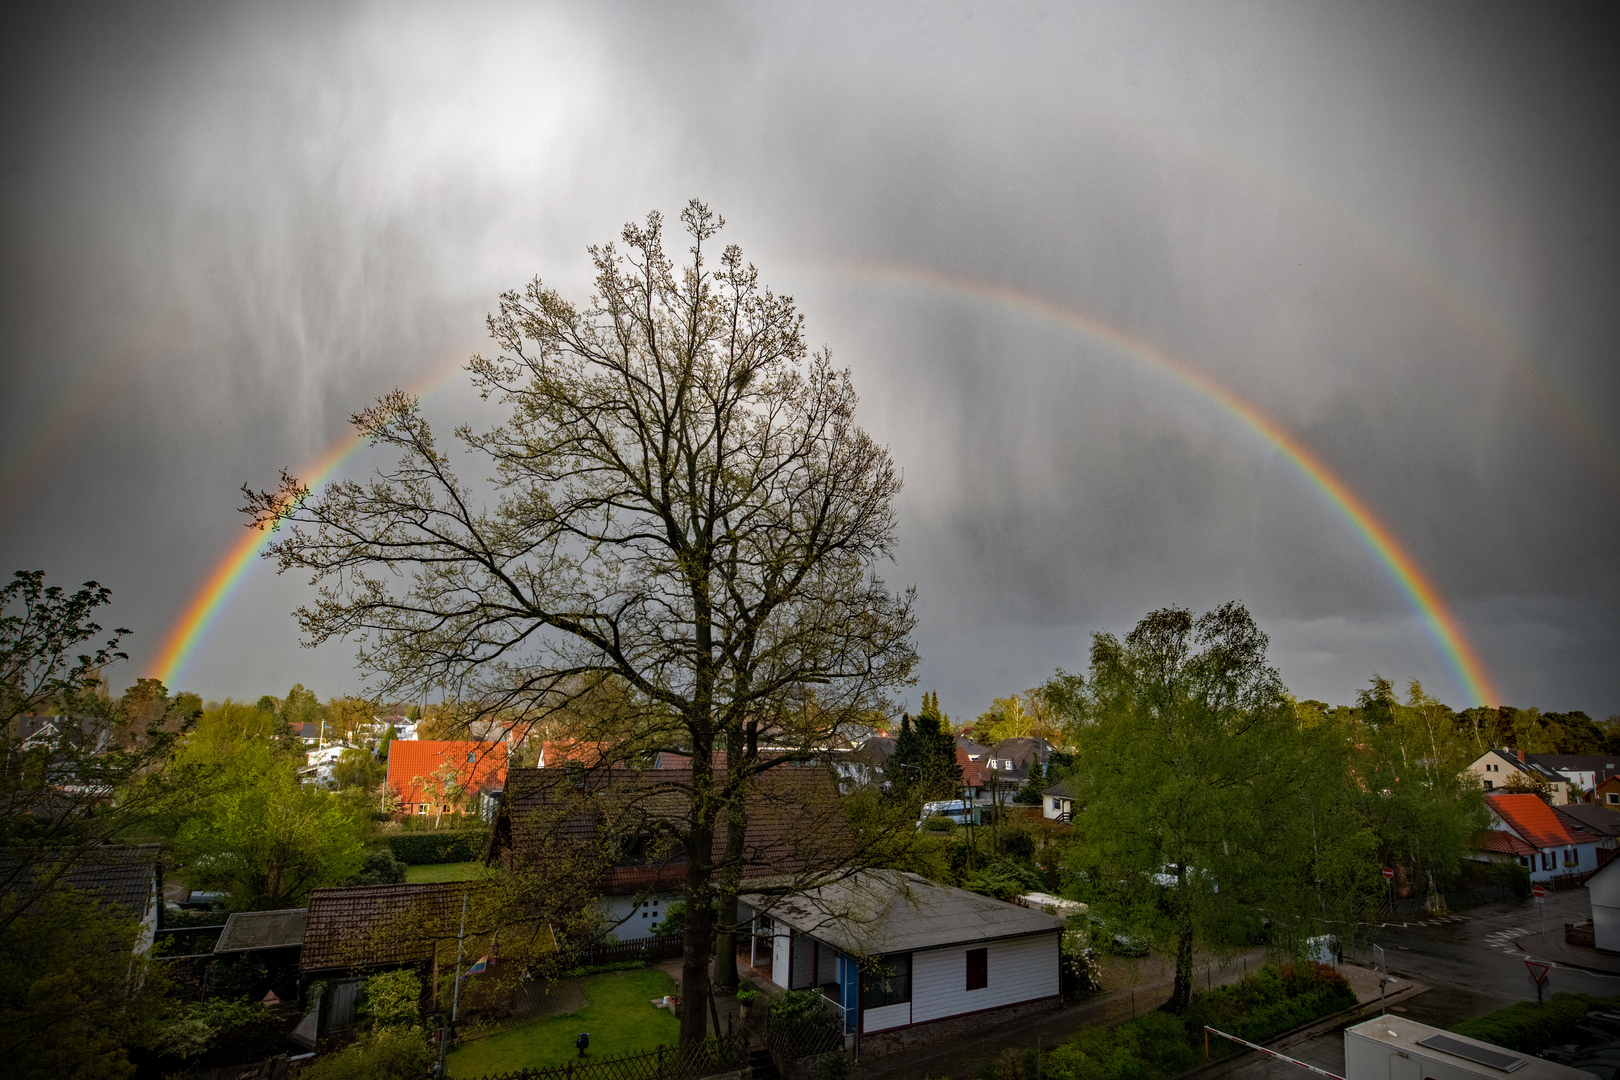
[387,741,507,810]
[1477,829,1536,857]
[957,746,990,788]
[1486,792,1578,850]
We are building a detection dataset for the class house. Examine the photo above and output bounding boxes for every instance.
[833,735,895,792]
[1485,792,1598,882]
[1585,855,1620,953]
[1536,754,1620,800]
[386,740,508,817]
[1531,754,1620,801]
[1465,749,1571,804]
[738,869,1063,1053]
[14,714,113,754]
[1042,778,1078,822]
[1555,804,1620,856]
[1597,775,1620,810]
[489,764,851,942]
[956,747,992,802]
[0,844,163,959]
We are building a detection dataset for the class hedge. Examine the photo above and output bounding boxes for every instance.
[1450,993,1620,1053]
[384,830,489,865]
[1041,965,1356,1080]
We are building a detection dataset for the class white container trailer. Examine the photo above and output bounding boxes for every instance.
[1344,1017,1588,1080]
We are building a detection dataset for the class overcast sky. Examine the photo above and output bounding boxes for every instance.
[2,1,1616,718]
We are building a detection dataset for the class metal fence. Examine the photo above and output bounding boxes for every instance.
[460,1032,749,1080]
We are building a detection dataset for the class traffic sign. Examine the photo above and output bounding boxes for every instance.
[1525,960,1550,983]
[1532,884,1547,898]
[1382,867,1395,880]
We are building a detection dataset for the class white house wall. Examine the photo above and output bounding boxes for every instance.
[863,1001,911,1032]
[908,932,1059,1025]
[593,893,679,942]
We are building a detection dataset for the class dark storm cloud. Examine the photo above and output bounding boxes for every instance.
[1,1,1615,716]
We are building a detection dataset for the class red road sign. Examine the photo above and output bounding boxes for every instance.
[1526,960,1550,984]
[1382,867,1395,880]
[1532,884,1547,898]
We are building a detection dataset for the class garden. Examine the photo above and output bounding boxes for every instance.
[446,967,681,1077]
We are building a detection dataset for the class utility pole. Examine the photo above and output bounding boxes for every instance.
[433,892,470,1078]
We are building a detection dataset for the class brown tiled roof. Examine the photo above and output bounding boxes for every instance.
[301,882,485,972]
[498,764,852,894]
[1477,829,1536,857]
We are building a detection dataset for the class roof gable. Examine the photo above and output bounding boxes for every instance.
[302,882,481,971]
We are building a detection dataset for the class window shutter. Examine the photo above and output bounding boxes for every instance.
[966,947,988,991]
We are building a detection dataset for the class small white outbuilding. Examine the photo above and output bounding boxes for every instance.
[1344,1016,1587,1080]
[740,870,1063,1049]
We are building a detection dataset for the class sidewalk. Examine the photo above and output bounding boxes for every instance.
[1513,926,1620,977]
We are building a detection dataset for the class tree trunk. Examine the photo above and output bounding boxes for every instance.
[1170,924,1195,1013]
[679,819,716,1045]
[711,794,748,994]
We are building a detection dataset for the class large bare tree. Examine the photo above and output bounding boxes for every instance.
[248,200,916,1044]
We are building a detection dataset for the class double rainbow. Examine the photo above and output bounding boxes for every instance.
[153,266,1500,706]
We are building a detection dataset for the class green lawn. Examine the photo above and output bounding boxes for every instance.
[404,861,488,883]
[448,968,680,1077]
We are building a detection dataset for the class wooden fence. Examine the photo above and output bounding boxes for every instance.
[461,1031,749,1080]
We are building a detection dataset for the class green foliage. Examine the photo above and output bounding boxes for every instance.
[347,848,408,887]
[890,692,962,801]
[1044,1012,1200,1080]
[301,1024,432,1080]
[384,829,489,865]
[1449,993,1620,1053]
[1050,603,1368,1010]
[736,987,759,1005]
[332,748,386,792]
[1042,965,1352,1080]
[820,1050,854,1080]
[1014,761,1046,804]
[0,883,167,1080]
[361,970,421,1028]
[922,814,957,833]
[963,858,1045,901]
[1184,963,1356,1049]
[770,988,832,1025]
[149,996,279,1060]
[175,741,368,909]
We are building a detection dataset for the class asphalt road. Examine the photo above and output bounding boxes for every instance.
[1345,891,1620,1029]
[1223,891,1617,1080]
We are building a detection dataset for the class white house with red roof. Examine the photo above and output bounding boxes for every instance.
[386,740,508,819]
[1485,792,1599,882]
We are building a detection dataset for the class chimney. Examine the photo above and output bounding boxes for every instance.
[1518,749,1526,763]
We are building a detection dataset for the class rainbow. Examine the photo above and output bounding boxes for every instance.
[153,265,1501,707]
[827,264,1501,707]
[152,358,472,688]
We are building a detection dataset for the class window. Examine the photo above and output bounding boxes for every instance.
[416,804,427,815]
[1542,851,1554,871]
[1608,793,1619,805]
[966,947,988,991]
[467,752,476,763]
[861,953,912,1009]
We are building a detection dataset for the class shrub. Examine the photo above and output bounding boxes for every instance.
[558,959,648,978]
[361,970,421,1028]
[923,815,957,833]
[384,830,488,865]
[346,849,408,887]
[736,987,760,1005]
[148,997,282,1062]
[771,989,832,1025]
[1450,994,1617,1053]
[1185,963,1355,1050]
[301,1025,432,1080]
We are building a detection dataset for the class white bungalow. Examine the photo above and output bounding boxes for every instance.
[739,870,1063,1053]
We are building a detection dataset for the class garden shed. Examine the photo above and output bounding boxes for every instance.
[739,870,1062,1051]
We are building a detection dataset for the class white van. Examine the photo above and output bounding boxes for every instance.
[918,799,977,829]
